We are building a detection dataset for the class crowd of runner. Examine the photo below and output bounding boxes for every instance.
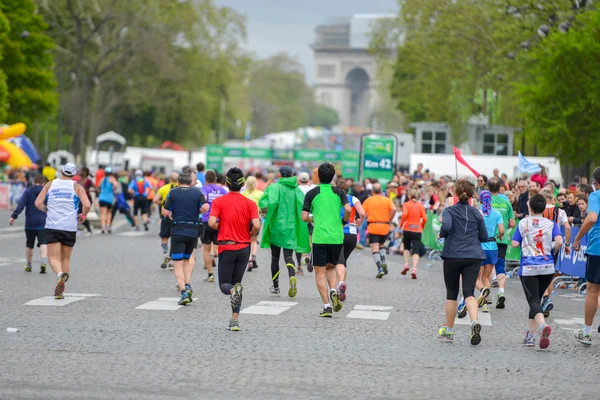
[7,160,600,346]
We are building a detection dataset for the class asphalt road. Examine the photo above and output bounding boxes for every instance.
[0,210,598,400]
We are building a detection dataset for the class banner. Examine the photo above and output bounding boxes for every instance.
[505,224,521,261]
[341,150,360,180]
[453,146,480,177]
[422,211,444,251]
[0,183,9,210]
[206,144,224,171]
[556,225,587,278]
[362,136,396,184]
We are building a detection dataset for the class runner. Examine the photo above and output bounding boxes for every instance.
[297,171,315,274]
[362,183,396,278]
[145,171,158,219]
[241,176,263,272]
[399,189,427,279]
[200,170,228,282]
[302,162,350,317]
[10,173,48,273]
[154,172,179,270]
[34,163,91,299]
[208,167,261,331]
[162,172,208,305]
[476,190,504,314]
[438,179,487,345]
[334,179,365,302]
[78,167,95,237]
[128,170,151,231]
[488,177,516,310]
[259,166,310,297]
[573,168,600,345]
[540,188,571,317]
[98,167,118,234]
[110,171,136,230]
[511,194,562,349]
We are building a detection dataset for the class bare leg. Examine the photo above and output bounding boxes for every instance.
[173,260,186,291]
[336,263,347,283]
[48,243,63,275]
[40,244,48,259]
[403,249,410,265]
[315,266,329,304]
[60,246,74,274]
[184,249,196,284]
[465,296,478,323]
[26,247,33,264]
[326,264,337,290]
[585,283,600,326]
[412,254,420,270]
[445,300,457,328]
[482,265,494,288]
[203,244,213,275]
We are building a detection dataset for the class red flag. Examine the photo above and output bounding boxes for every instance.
[453,146,480,177]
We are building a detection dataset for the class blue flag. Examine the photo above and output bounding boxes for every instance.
[518,151,541,174]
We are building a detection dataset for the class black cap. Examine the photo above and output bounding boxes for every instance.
[279,166,294,178]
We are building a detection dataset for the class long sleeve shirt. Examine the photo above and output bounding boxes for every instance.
[11,185,46,229]
[440,202,487,260]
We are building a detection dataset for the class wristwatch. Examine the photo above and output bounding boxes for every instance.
[564,243,571,247]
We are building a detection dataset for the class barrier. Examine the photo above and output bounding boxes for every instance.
[556,225,587,278]
[0,183,9,210]
[422,211,443,251]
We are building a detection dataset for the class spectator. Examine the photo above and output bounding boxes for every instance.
[557,192,567,208]
[570,194,588,225]
[565,191,582,220]
[531,165,548,188]
[516,180,529,218]
[255,172,267,191]
[477,175,488,194]
[493,169,505,187]
[196,162,206,185]
[412,163,424,180]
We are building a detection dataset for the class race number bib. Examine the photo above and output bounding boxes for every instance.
[348,226,357,235]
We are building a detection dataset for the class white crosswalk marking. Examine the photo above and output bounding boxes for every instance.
[346,305,393,320]
[454,310,493,326]
[136,297,183,311]
[241,300,298,315]
[118,231,148,237]
[554,317,585,325]
[23,293,100,307]
[0,256,27,266]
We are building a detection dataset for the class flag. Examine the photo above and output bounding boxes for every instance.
[518,151,541,174]
[453,146,480,177]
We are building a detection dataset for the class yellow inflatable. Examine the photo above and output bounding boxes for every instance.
[0,123,26,140]
[0,140,32,168]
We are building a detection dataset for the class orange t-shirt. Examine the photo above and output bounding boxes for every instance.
[400,200,427,233]
[362,195,395,235]
[146,176,158,200]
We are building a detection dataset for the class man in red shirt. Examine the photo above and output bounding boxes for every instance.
[209,167,261,331]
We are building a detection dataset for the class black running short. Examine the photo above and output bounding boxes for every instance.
[369,234,388,245]
[99,200,113,209]
[201,222,218,245]
[159,217,173,239]
[585,254,600,285]
[133,195,149,215]
[170,235,198,261]
[45,228,76,247]
[402,231,422,254]
[497,243,508,259]
[337,234,357,267]
[313,243,343,267]
[25,229,46,249]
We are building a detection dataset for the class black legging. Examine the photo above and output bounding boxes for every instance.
[219,247,250,311]
[520,274,554,319]
[111,202,135,227]
[270,245,295,288]
[78,202,92,233]
[443,258,481,300]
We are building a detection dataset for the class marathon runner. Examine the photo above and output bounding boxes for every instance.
[297,171,315,274]
[302,162,350,317]
[10,173,48,273]
[241,176,263,271]
[110,170,136,230]
[162,172,208,305]
[128,170,152,231]
[399,189,427,279]
[200,170,227,282]
[208,167,260,331]
[511,194,562,349]
[334,179,365,302]
[154,172,179,270]
[98,167,118,234]
[362,183,396,278]
[259,166,310,298]
[34,163,91,299]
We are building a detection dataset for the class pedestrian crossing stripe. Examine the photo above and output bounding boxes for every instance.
[0,227,24,233]
[136,297,183,311]
[23,293,100,307]
[117,231,148,237]
[240,301,298,315]
[0,256,26,266]
[454,311,492,326]
[346,305,393,320]
[554,317,585,325]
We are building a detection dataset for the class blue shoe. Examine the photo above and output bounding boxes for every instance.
[178,292,190,306]
[541,297,554,317]
[457,300,467,318]
[376,268,384,278]
[185,284,193,303]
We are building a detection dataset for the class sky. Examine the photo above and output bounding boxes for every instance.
[214,0,398,83]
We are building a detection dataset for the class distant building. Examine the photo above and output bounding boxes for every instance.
[312,14,395,130]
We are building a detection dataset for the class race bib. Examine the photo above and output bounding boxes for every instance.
[521,263,555,277]
[348,226,357,235]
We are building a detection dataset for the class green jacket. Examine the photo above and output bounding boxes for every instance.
[258,177,310,253]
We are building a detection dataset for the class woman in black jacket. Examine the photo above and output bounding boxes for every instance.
[438,179,488,345]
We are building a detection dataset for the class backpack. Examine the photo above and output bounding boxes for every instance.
[542,206,559,223]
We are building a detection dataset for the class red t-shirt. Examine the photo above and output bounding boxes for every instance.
[209,192,259,253]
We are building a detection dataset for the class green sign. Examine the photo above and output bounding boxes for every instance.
[341,150,360,180]
[294,150,341,162]
[206,144,224,171]
[244,148,272,159]
[361,136,396,184]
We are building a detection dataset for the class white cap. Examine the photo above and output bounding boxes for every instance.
[135,169,143,176]
[62,163,77,177]
[298,172,310,183]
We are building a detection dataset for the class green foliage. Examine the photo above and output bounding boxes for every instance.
[308,104,339,130]
[0,0,57,126]
[0,6,9,122]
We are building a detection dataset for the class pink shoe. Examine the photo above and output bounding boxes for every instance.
[411,269,417,279]
[339,283,347,302]
[401,264,410,275]
[539,325,552,349]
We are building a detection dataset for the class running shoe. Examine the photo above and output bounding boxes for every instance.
[204,274,215,283]
[185,284,193,303]
[168,263,174,271]
[178,292,190,306]
[438,326,454,343]
[212,258,217,268]
[355,243,364,250]
[297,266,304,276]
[160,254,170,270]
[246,261,253,272]
[457,300,467,319]
[539,324,552,350]
[573,329,592,346]
[24,264,32,272]
[319,306,333,318]
[40,263,46,274]
[598,325,600,334]
[401,264,409,275]
[486,298,493,305]
[330,289,342,313]
[144,223,149,231]
[288,276,298,298]
[305,257,313,273]
[542,297,554,317]
[411,269,417,280]
[251,259,258,270]
[339,282,347,302]
[270,286,280,296]
[382,263,388,275]
[482,304,490,313]
[54,272,69,299]
[135,226,141,232]
[228,319,240,331]
[477,288,490,308]
[230,283,243,309]
[522,331,535,347]
[470,321,482,346]
[376,268,385,278]
[496,293,506,309]
[491,278,499,288]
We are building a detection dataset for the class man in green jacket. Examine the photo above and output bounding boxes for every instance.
[259,166,310,298]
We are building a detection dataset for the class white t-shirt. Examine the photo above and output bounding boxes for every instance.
[545,204,567,226]
[299,184,314,195]
[513,216,561,276]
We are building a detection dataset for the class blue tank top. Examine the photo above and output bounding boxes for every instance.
[98,177,114,203]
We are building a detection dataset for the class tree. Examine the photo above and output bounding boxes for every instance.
[308,104,339,129]
[516,11,600,168]
[0,6,9,122]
